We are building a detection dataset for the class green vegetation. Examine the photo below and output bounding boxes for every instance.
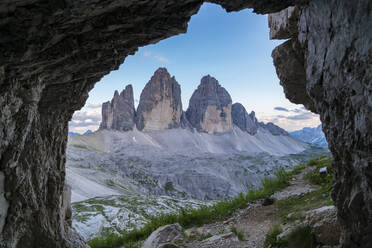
[280,225,316,248]
[88,156,333,248]
[88,163,305,248]
[164,181,175,191]
[264,224,283,248]
[304,155,333,188]
[265,156,333,248]
[265,225,316,248]
[230,226,245,241]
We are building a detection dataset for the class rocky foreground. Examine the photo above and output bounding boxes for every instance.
[140,157,339,248]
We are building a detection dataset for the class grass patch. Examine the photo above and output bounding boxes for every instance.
[278,225,316,248]
[304,156,333,187]
[264,155,333,248]
[88,164,306,248]
[231,226,245,241]
[264,224,283,248]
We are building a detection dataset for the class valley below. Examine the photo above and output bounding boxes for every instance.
[66,128,328,241]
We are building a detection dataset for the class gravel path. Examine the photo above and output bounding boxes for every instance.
[183,167,318,248]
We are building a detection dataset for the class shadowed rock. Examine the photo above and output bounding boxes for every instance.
[231,103,259,135]
[186,75,233,134]
[136,68,183,132]
[100,84,136,131]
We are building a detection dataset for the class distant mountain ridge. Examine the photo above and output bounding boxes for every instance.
[99,67,288,137]
[290,124,328,147]
[68,130,92,137]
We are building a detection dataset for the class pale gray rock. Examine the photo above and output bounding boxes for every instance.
[142,223,184,248]
[100,84,136,131]
[268,6,300,39]
[231,103,259,135]
[306,206,340,245]
[136,68,182,132]
[61,185,72,226]
[186,75,233,134]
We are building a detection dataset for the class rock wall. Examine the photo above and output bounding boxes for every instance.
[100,84,136,131]
[136,68,183,132]
[270,0,372,246]
[186,75,233,134]
[0,0,370,247]
[231,103,259,135]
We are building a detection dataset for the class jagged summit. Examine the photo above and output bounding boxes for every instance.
[186,75,233,133]
[99,68,288,136]
[136,67,182,131]
[100,84,135,131]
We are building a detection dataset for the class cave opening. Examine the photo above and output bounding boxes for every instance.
[66,3,324,245]
[1,0,370,247]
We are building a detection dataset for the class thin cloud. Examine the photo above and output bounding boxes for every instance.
[86,102,101,108]
[143,51,152,57]
[287,112,315,120]
[274,107,289,112]
[154,55,169,63]
[142,50,169,63]
[69,110,101,128]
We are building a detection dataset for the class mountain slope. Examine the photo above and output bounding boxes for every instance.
[290,125,328,147]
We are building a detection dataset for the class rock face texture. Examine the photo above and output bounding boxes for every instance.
[186,75,233,134]
[142,223,184,248]
[136,68,183,132]
[100,85,136,131]
[270,0,372,246]
[0,0,370,247]
[268,6,299,39]
[231,103,259,135]
[306,206,340,246]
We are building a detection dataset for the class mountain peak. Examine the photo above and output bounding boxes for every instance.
[136,68,182,131]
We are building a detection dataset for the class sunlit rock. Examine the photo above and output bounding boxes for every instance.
[136,68,183,132]
[100,84,136,131]
[186,75,233,134]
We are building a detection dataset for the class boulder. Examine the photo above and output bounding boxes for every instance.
[99,84,136,131]
[305,206,340,245]
[136,68,183,132]
[231,103,259,135]
[186,75,233,134]
[142,223,184,248]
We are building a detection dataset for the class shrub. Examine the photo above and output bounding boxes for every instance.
[230,226,244,241]
[278,225,316,248]
[264,224,283,248]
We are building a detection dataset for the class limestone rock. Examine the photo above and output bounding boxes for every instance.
[100,84,136,131]
[268,6,300,39]
[142,223,184,248]
[306,206,340,245]
[186,75,233,134]
[231,103,259,135]
[272,38,316,112]
[61,185,72,227]
[136,68,182,132]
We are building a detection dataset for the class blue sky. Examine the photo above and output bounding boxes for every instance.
[69,3,320,133]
